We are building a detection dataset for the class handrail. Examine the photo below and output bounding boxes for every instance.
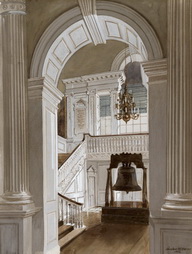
[58,193,83,206]
[58,139,86,193]
[58,193,84,229]
[84,132,149,138]
[58,141,82,169]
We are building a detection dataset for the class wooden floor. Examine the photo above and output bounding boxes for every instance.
[61,209,149,254]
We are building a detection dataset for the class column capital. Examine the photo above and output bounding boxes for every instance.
[0,0,26,14]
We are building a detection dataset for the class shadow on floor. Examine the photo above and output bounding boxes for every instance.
[61,209,149,254]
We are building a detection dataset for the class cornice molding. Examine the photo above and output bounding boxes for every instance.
[141,58,167,83]
[28,78,63,105]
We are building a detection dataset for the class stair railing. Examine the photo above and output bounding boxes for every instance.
[58,139,87,193]
[58,193,84,229]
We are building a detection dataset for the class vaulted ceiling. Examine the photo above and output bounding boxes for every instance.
[27,0,167,78]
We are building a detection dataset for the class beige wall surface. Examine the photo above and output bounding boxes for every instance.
[26,0,167,74]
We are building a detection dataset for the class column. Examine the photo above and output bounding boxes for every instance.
[163,0,192,210]
[0,0,31,203]
[28,78,63,254]
[0,1,36,253]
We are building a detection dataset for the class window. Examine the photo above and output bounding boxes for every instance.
[100,95,111,117]
[99,95,111,135]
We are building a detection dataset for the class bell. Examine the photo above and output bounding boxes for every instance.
[112,162,141,193]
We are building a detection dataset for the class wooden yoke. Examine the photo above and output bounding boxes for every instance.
[105,153,148,207]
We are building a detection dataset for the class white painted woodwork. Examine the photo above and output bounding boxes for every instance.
[0,1,37,253]
[64,71,123,142]
[58,140,87,194]
[0,0,31,204]
[87,166,97,208]
[59,133,149,208]
[142,59,167,254]
[58,136,67,153]
[28,77,63,254]
[163,0,192,211]
[142,59,167,217]
[78,0,106,45]
[86,133,149,161]
[97,162,108,206]
[30,2,163,81]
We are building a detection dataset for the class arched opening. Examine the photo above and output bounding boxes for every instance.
[29,2,164,253]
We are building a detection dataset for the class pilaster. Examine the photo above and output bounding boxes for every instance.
[163,0,192,211]
[142,58,167,217]
[28,77,63,254]
[142,59,168,254]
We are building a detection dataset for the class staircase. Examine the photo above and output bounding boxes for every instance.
[58,153,71,168]
[58,140,87,194]
[58,193,86,249]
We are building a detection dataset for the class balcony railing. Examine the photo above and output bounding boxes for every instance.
[85,133,148,160]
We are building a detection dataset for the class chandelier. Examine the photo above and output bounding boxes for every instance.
[115,61,140,123]
[115,81,139,123]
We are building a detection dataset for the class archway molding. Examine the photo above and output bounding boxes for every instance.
[30,1,163,87]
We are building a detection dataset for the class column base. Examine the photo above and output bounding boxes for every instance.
[0,202,40,254]
[162,193,192,211]
[35,245,60,254]
[1,191,33,204]
[150,216,192,254]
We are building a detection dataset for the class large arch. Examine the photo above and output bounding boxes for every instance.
[30,1,163,87]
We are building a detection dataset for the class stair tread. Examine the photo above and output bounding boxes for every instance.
[58,224,73,235]
[59,227,86,248]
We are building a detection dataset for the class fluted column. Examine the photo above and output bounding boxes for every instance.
[163,0,192,210]
[0,0,32,203]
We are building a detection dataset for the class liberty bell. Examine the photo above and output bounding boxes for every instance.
[112,162,141,193]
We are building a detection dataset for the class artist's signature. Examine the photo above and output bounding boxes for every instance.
[166,247,191,253]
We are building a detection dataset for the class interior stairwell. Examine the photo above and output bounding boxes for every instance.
[58,193,86,250]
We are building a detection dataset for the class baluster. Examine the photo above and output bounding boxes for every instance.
[102,138,105,153]
[63,200,67,223]
[142,136,144,152]
[68,203,71,224]
[80,205,83,228]
[93,138,96,153]
[76,206,79,228]
[71,205,75,226]
[125,136,128,153]
[74,204,77,228]
[78,206,81,228]
[105,138,107,153]
[110,138,113,153]
[58,197,61,222]
[61,198,64,222]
